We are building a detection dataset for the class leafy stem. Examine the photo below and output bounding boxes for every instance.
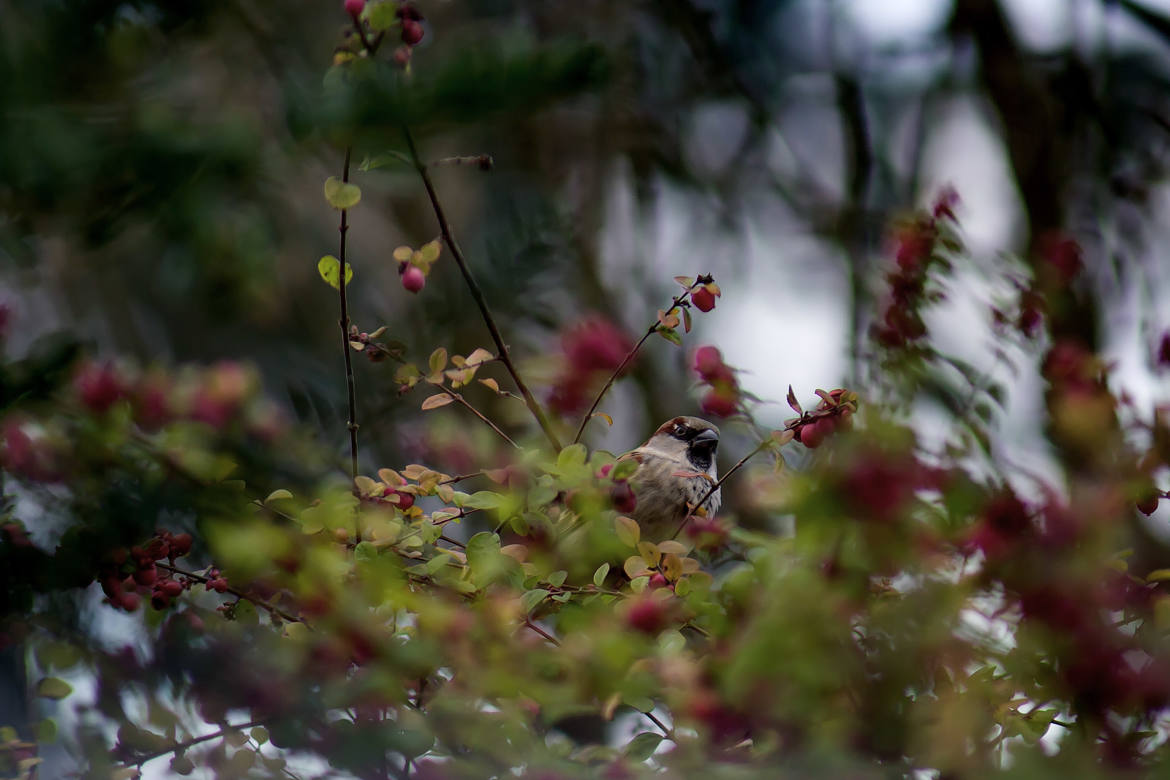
[402,125,563,452]
[437,386,519,449]
[338,146,360,481]
[572,285,696,444]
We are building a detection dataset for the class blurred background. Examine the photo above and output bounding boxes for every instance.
[4,0,1170,474]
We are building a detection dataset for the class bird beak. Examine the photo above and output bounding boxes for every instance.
[691,428,718,453]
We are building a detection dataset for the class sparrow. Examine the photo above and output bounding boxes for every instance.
[620,416,721,540]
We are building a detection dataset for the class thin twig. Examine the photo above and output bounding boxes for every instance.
[402,126,563,452]
[438,387,519,449]
[523,619,561,647]
[572,287,695,444]
[157,562,304,626]
[130,718,268,767]
[670,439,771,539]
[643,710,675,741]
[438,471,484,485]
[338,146,360,482]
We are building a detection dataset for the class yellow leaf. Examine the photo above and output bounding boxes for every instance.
[615,516,640,547]
[623,555,651,579]
[465,348,494,366]
[393,246,413,262]
[637,541,661,567]
[656,540,689,556]
[479,378,501,393]
[591,412,614,426]
[421,394,454,411]
[1147,569,1170,582]
[323,177,361,210]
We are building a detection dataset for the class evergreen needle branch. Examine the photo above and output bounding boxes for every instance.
[402,126,563,452]
[437,387,519,449]
[572,287,695,444]
[338,146,360,482]
[670,439,771,540]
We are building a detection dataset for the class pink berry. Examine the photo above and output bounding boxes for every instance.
[402,265,426,293]
[690,286,717,312]
[394,491,414,510]
[648,573,668,590]
[402,19,424,46]
[344,0,365,17]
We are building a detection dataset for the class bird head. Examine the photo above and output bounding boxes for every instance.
[643,416,720,472]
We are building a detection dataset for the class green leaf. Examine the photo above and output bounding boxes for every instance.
[547,570,568,587]
[264,489,293,504]
[557,443,588,471]
[365,0,399,31]
[417,240,441,264]
[34,718,57,744]
[593,563,610,587]
[624,732,664,761]
[354,541,378,563]
[463,491,505,510]
[317,255,354,289]
[521,588,550,614]
[611,460,640,481]
[324,176,362,209]
[250,726,269,745]
[655,326,682,346]
[36,677,72,700]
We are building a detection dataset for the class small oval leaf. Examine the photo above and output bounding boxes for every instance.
[324,176,362,210]
[421,394,455,411]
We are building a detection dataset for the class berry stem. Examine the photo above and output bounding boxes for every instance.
[337,147,361,483]
[156,562,304,626]
[670,438,770,540]
[402,126,563,452]
[571,286,695,445]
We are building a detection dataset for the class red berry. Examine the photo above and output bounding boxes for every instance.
[699,388,737,418]
[692,346,724,380]
[170,533,193,557]
[75,362,126,414]
[648,573,668,590]
[344,0,365,16]
[162,580,184,598]
[210,578,229,593]
[690,286,717,312]
[396,2,422,20]
[401,19,424,46]
[402,265,426,293]
[1138,493,1161,516]
[119,592,141,611]
[133,566,157,587]
[611,481,637,514]
[800,419,827,449]
[394,491,414,510]
[625,596,669,635]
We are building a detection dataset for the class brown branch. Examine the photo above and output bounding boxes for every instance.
[643,710,675,741]
[670,439,771,539]
[523,619,561,647]
[130,717,268,767]
[402,126,563,452]
[572,286,696,444]
[338,147,360,482]
[157,562,304,626]
[437,387,519,449]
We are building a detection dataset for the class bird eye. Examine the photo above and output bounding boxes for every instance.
[673,424,686,436]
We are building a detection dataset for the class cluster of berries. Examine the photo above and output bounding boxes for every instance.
[344,1,424,67]
[691,346,739,419]
[871,189,959,348]
[98,531,197,612]
[791,388,856,449]
[548,317,633,415]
